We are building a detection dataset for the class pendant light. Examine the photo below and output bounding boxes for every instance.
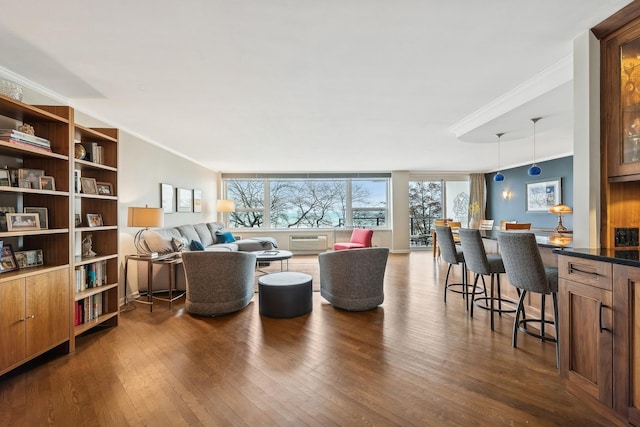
[528,117,542,176]
[493,132,505,182]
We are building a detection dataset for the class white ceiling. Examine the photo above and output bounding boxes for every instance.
[0,1,632,173]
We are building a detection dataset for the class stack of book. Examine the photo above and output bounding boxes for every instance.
[74,294,104,325]
[0,129,51,152]
[75,261,108,292]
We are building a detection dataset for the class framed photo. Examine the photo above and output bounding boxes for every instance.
[6,213,40,231]
[18,168,44,190]
[0,244,18,273]
[14,249,43,269]
[80,177,98,194]
[40,175,55,191]
[161,183,174,213]
[193,189,202,213]
[177,187,192,212]
[526,178,562,213]
[0,207,15,232]
[86,213,103,227]
[96,181,113,195]
[17,179,30,189]
[24,207,48,229]
[75,213,82,227]
[0,169,10,187]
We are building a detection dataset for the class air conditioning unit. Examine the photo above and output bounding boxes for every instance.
[289,235,328,252]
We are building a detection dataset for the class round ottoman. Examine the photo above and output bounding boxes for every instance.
[258,272,313,318]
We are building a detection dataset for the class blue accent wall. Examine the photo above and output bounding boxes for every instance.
[485,156,573,230]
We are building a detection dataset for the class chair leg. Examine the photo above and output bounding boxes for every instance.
[540,294,546,341]
[512,290,527,348]
[496,273,502,316]
[490,274,495,331]
[444,263,452,303]
[470,273,480,318]
[552,292,560,369]
[463,263,469,311]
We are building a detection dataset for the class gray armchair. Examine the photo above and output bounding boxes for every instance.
[181,251,257,316]
[319,247,389,311]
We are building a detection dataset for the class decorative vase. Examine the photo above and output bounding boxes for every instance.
[469,218,479,229]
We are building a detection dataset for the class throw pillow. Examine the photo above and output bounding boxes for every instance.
[216,230,236,243]
[189,240,205,251]
[171,236,189,252]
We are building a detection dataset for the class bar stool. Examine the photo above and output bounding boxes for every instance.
[497,232,560,368]
[459,228,517,331]
[435,225,479,309]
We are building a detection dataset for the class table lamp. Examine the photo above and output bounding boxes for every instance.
[217,199,235,225]
[549,204,572,233]
[128,205,164,256]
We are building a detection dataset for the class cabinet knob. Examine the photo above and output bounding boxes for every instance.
[26,314,35,319]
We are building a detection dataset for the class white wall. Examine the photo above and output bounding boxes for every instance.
[573,30,601,248]
[117,131,218,296]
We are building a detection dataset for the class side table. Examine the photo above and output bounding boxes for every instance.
[124,253,184,312]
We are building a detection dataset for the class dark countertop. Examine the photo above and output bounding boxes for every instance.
[552,247,640,268]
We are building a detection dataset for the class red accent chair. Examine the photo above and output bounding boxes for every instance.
[333,228,374,250]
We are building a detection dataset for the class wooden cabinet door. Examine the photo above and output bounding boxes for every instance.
[559,277,614,407]
[614,265,640,423]
[0,278,26,374]
[25,270,69,358]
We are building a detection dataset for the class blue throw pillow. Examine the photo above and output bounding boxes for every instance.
[189,240,205,251]
[216,231,236,243]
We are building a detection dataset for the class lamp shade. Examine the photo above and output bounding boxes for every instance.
[549,204,573,214]
[216,199,235,213]
[127,206,164,228]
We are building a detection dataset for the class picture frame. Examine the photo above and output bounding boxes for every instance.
[86,213,103,227]
[17,179,30,189]
[177,187,192,212]
[161,183,174,213]
[193,189,202,213]
[80,177,98,194]
[40,175,55,191]
[18,168,44,190]
[75,214,82,227]
[526,178,562,213]
[24,207,48,229]
[0,244,18,273]
[0,207,15,232]
[6,213,40,231]
[96,181,113,196]
[0,169,10,187]
[14,249,43,269]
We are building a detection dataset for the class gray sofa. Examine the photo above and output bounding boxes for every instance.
[137,222,276,292]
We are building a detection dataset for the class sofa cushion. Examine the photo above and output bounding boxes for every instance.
[190,240,205,251]
[143,229,179,254]
[207,222,224,244]
[194,223,214,247]
[216,230,236,243]
[177,224,200,244]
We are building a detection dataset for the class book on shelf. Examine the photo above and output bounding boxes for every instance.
[82,142,103,164]
[7,138,52,152]
[0,129,51,148]
[75,293,105,325]
[75,260,108,292]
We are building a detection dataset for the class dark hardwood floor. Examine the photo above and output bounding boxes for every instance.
[0,252,622,426]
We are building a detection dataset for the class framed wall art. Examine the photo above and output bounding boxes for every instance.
[177,187,192,212]
[525,178,561,213]
[193,189,202,213]
[161,183,174,213]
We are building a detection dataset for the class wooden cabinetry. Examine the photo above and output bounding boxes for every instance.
[0,92,119,375]
[558,255,614,407]
[613,264,640,423]
[597,4,640,248]
[71,125,119,344]
[0,262,70,375]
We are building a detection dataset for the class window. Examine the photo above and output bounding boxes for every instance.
[223,175,389,229]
